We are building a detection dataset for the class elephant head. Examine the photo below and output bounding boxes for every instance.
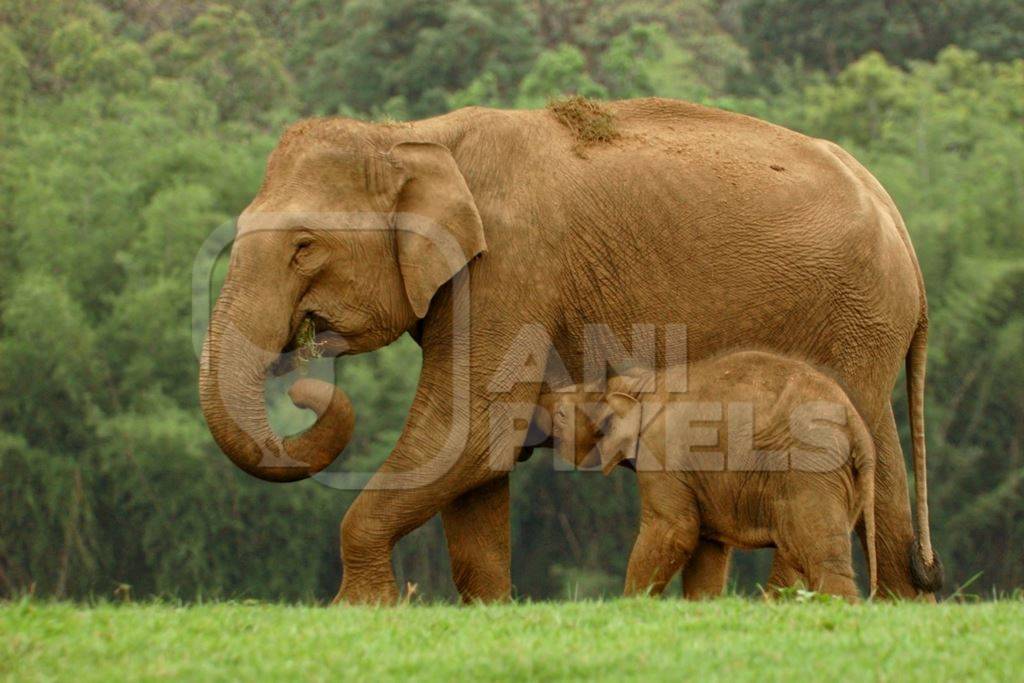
[590,367,654,473]
[538,385,643,474]
[541,389,602,469]
[199,121,487,481]
[595,392,643,474]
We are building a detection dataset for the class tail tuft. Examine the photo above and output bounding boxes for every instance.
[909,539,944,593]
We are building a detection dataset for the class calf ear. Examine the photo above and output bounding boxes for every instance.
[607,366,650,395]
[549,404,573,464]
[598,392,641,475]
[387,142,487,318]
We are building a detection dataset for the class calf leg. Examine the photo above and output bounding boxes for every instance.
[802,534,859,600]
[778,495,859,601]
[625,503,700,597]
[682,540,731,599]
[765,555,806,595]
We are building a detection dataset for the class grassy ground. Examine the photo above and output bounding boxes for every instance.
[3,598,1023,681]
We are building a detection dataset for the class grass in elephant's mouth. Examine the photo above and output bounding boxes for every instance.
[295,318,325,366]
[4,599,1023,680]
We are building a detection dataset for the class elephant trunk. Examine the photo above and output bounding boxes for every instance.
[199,288,354,483]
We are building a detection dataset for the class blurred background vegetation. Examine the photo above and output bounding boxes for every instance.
[0,0,1021,601]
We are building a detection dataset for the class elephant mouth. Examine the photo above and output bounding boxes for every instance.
[270,313,349,376]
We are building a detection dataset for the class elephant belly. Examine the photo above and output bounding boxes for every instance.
[689,472,779,551]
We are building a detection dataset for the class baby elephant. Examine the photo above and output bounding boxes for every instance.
[544,351,877,600]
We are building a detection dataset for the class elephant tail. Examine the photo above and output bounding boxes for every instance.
[906,318,944,592]
[850,412,877,597]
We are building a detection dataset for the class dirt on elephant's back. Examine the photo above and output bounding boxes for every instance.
[547,96,620,146]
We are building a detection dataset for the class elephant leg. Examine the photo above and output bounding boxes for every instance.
[337,468,510,604]
[336,456,511,605]
[871,404,923,599]
[625,512,700,597]
[335,492,402,604]
[681,539,731,599]
[441,476,511,603]
[334,364,537,605]
[765,554,805,595]
[801,535,859,601]
[777,488,860,600]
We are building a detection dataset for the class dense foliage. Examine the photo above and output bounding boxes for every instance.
[0,0,1021,600]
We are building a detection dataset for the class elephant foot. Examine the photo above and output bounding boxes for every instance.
[332,574,400,606]
[451,569,511,604]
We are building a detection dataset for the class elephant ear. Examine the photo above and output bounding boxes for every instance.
[387,141,487,318]
[550,402,577,467]
[598,392,641,475]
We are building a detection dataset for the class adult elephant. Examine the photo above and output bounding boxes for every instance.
[199,98,942,603]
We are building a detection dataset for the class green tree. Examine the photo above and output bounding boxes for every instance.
[148,4,294,122]
[289,0,536,117]
[739,0,1024,76]
[0,28,29,112]
[516,44,606,107]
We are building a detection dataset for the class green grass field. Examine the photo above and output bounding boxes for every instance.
[3,598,1023,681]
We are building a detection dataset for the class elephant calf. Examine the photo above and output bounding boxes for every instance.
[543,351,878,600]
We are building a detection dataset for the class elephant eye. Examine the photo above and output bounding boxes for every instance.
[292,236,316,263]
[291,234,327,271]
